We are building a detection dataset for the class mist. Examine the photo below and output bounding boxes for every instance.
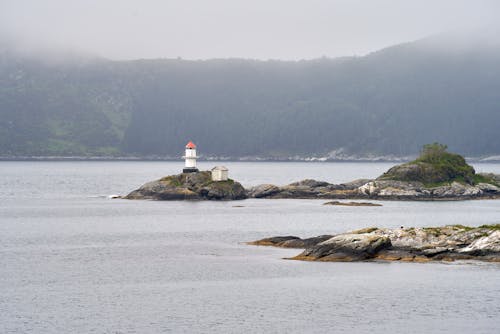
[1,0,500,60]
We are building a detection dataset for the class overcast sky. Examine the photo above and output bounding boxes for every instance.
[1,0,499,60]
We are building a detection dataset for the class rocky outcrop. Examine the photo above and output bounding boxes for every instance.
[323,201,382,206]
[125,171,247,201]
[247,235,333,248]
[249,225,500,262]
[247,184,281,198]
[124,166,500,201]
[247,177,500,200]
[357,180,487,199]
[247,147,500,201]
[378,144,476,184]
[459,231,500,254]
[248,179,364,199]
[244,150,500,201]
[379,161,475,184]
[295,233,392,261]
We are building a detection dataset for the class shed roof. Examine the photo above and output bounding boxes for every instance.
[211,166,228,171]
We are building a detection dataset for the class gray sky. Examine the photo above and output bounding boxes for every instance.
[1,0,499,60]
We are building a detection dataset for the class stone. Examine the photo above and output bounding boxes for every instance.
[430,182,482,198]
[246,176,500,200]
[128,153,500,202]
[249,225,500,263]
[323,201,382,207]
[247,235,333,248]
[477,183,500,193]
[247,236,300,247]
[339,179,373,190]
[293,233,392,262]
[125,171,247,201]
[378,146,476,185]
[247,184,281,198]
[287,179,330,188]
[459,230,500,254]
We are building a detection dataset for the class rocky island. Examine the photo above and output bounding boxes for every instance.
[125,171,247,200]
[248,224,500,263]
[249,144,500,200]
[125,144,500,201]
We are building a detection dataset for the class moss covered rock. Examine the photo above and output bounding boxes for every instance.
[125,171,247,201]
[379,143,476,185]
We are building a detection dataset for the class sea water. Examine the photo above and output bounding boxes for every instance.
[1,161,499,333]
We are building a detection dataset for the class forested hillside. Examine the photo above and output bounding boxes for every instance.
[1,34,499,158]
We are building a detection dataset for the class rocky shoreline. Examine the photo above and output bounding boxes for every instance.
[124,146,500,201]
[125,172,500,201]
[248,225,500,263]
[247,176,500,201]
[323,201,382,206]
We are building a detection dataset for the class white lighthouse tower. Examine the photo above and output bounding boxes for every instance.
[183,141,199,173]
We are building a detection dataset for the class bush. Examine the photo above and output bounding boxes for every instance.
[380,143,477,185]
[418,143,448,163]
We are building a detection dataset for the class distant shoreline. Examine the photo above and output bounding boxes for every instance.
[0,156,407,162]
[1,156,499,163]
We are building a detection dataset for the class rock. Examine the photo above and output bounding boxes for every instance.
[248,179,361,199]
[246,151,500,201]
[247,184,281,198]
[430,182,482,198]
[382,163,437,183]
[368,144,500,200]
[293,233,392,261]
[249,224,500,263]
[339,179,373,190]
[201,182,246,200]
[125,180,199,200]
[375,249,419,261]
[248,175,499,200]
[369,226,493,250]
[357,180,428,198]
[125,171,247,201]
[247,236,300,247]
[378,144,476,185]
[379,161,476,185]
[127,148,500,202]
[247,235,333,248]
[296,235,335,248]
[276,186,318,198]
[323,201,382,207]
[421,247,450,256]
[459,230,500,254]
[357,181,377,196]
[287,179,330,188]
[477,183,500,193]
[355,179,497,200]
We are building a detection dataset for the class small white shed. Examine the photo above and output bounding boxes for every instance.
[211,166,229,181]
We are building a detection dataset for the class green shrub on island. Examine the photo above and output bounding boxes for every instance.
[379,143,486,186]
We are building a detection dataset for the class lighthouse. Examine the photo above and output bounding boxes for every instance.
[183,141,199,173]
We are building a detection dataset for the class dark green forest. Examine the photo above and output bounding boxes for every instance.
[1,34,499,158]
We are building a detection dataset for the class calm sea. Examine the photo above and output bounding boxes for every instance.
[1,161,500,333]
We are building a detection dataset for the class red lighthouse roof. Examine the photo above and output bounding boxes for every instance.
[185,141,196,149]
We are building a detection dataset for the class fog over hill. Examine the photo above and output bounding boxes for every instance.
[1,33,500,159]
